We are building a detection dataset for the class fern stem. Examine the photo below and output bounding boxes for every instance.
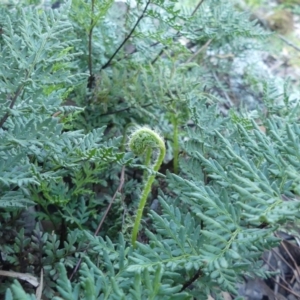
[172,115,179,174]
[129,127,166,247]
[143,148,152,177]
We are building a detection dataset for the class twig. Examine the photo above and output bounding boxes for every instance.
[119,40,161,60]
[212,71,233,107]
[100,0,151,71]
[69,166,125,280]
[271,277,300,298]
[191,0,205,17]
[185,38,212,63]
[263,255,300,298]
[99,101,154,116]
[88,0,95,87]
[278,238,300,282]
[118,0,205,64]
[0,84,24,128]
[88,0,95,78]
[270,247,295,278]
[180,267,203,292]
[94,166,125,236]
[278,35,300,53]
[151,0,206,65]
[151,48,166,65]
[262,254,291,288]
[99,98,174,117]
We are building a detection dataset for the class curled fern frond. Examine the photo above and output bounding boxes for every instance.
[129,127,166,247]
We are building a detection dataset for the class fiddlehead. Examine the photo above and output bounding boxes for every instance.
[129,127,166,247]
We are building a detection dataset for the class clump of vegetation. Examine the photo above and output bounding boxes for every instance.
[0,0,299,299]
[266,9,294,34]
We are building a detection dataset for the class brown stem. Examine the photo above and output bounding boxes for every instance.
[87,0,95,88]
[100,0,151,70]
[180,268,203,292]
[191,0,205,16]
[0,84,24,128]
[69,166,125,280]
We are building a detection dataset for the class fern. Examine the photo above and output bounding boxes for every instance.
[1,0,299,299]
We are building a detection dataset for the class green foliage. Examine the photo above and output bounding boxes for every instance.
[0,0,299,299]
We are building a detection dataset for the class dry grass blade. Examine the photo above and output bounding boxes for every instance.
[0,270,39,287]
[35,269,43,300]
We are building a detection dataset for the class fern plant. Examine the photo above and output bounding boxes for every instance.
[1,0,299,299]
[6,90,300,299]
[0,1,129,296]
